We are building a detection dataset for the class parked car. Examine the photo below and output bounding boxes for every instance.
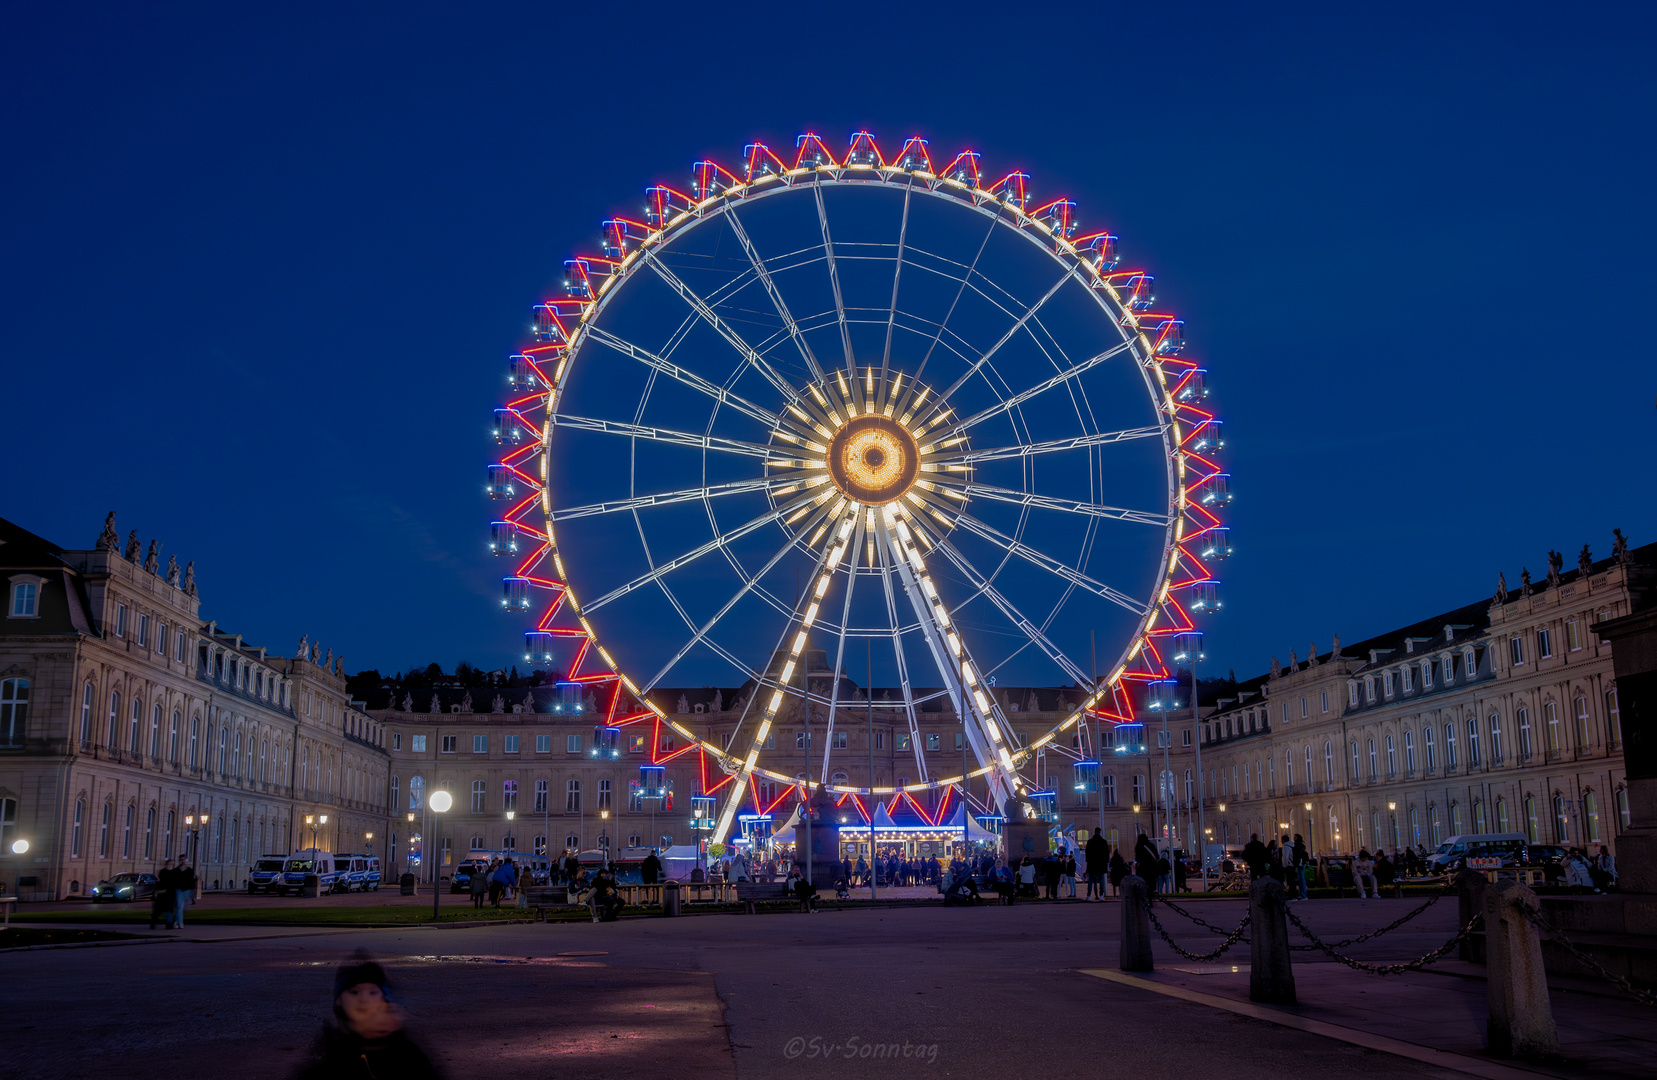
[1522,844,1569,884]
[248,856,289,895]
[91,872,159,902]
[1423,833,1528,873]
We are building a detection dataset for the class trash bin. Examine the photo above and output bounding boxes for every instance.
[300,873,320,899]
[400,873,416,896]
[662,880,681,917]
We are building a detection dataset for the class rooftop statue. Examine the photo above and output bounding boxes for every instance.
[99,512,119,551]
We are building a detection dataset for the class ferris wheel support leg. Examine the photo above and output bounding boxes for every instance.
[879,508,1018,812]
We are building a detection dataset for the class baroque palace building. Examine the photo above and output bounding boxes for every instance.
[0,513,390,900]
[1189,534,1650,859]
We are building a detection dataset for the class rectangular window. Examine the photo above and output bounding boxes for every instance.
[137,613,149,648]
[875,731,885,750]
[925,733,940,751]
[392,733,401,750]
[1566,620,1583,651]
[1509,636,1525,665]
[564,734,580,753]
[115,604,128,637]
[1182,728,1192,748]
[9,581,39,617]
[411,734,427,752]
[1401,667,1412,692]
[832,730,848,749]
[471,780,486,812]
[955,731,964,750]
[795,731,811,749]
[472,734,487,753]
[1102,774,1117,806]
[441,735,456,753]
[1383,671,1395,696]
[504,734,519,754]
[897,732,912,751]
[1300,697,1308,718]
[598,778,611,810]
[1538,627,1553,659]
[534,780,548,813]
[566,780,581,812]
[1321,690,1329,713]
[629,734,646,754]
[537,734,552,753]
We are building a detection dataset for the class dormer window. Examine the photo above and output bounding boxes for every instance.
[7,576,44,619]
[1383,671,1395,697]
[1402,666,1413,692]
[1421,660,1433,688]
[1348,682,1359,707]
[1365,677,1377,703]
[1464,648,1476,675]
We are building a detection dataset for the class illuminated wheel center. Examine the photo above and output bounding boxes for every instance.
[826,414,919,505]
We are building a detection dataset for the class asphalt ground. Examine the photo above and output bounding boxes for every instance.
[2,896,1646,1079]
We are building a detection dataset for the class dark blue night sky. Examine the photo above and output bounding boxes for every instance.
[4,4,1654,683]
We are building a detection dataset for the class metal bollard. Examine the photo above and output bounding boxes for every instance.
[1484,880,1558,1060]
[1248,877,1296,1004]
[1119,874,1153,972]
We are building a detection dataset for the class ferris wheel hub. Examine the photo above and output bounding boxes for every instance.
[825,413,920,506]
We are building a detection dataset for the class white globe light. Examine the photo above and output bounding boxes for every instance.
[11,839,28,855]
[428,790,453,813]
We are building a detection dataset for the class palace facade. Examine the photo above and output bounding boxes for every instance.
[0,514,390,900]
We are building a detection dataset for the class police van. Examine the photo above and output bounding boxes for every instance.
[333,854,383,892]
[279,849,346,895]
[248,855,290,894]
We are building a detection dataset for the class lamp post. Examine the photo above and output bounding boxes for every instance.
[505,810,515,860]
[428,789,451,920]
[365,832,373,855]
[191,812,208,898]
[1132,804,1141,837]
[1217,802,1227,848]
[600,809,609,860]
[1388,801,1399,852]
[1304,801,1314,855]
[406,812,416,877]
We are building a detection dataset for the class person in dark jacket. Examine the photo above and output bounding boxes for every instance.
[1084,828,1109,901]
[150,864,176,930]
[640,850,662,885]
[172,858,196,928]
[1108,849,1129,894]
[1292,833,1311,899]
[1241,833,1268,880]
[293,953,443,1080]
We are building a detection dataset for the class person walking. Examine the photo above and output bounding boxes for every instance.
[1084,828,1108,901]
[1061,850,1078,898]
[1108,847,1129,895]
[1241,833,1268,881]
[151,860,177,930]
[1292,833,1311,900]
[172,857,195,929]
[470,864,488,909]
[1353,849,1378,898]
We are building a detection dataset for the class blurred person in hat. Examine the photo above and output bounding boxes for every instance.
[292,950,443,1079]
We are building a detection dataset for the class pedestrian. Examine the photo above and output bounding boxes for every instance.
[1593,845,1618,891]
[1084,828,1108,901]
[641,849,662,886]
[1353,849,1378,898]
[150,861,176,930]
[993,860,1016,905]
[1374,849,1396,895]
[1018,855,1037,898]
[1241,833,1268,880]
[173,856,195,928]
[470,864,488,909]
[1292,833,1310,900]
[1061,850,1078,898]
[1278,835,1299,897]
[293,952,443,1080]
[1109,848,1129,895]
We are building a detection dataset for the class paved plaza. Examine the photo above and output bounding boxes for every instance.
[5,895,1653,1079]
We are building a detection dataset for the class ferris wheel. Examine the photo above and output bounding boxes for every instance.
[488,131,1229,843]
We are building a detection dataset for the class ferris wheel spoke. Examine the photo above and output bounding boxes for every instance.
[929,478,1169,527]
[929,536,1091,687]
[871,517,929,783]
[926,266,1080,419]
[642,499,837,693]
[642,250,805,406]
[813,182,856,374]
[946,510,1149,615]
[909,212,1000,394]
[879,183,913,383]
[817,511,869,785]
[549,477,786,523]
[723,209,828,386]
[583,325,782,428]
[949,339,1139,436]
[927,425,1162,466]
[551,414,783,461]
[582,502,804,615]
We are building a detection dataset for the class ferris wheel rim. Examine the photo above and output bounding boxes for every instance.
[493,139,1225,815]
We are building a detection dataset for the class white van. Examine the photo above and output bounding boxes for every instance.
[1425,833,1528,872]
[248,855,289,894]
[334,853,382,892]
[279,849,345,894]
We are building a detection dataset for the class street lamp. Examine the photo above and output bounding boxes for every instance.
[428,789,452,920]
[365,832,373,854]
[11,839,28,855]
[1388,801,1399,851]
[1217,802,1227,847]
[1304,801,1313,854]
[600,809,609,858]
[1132,804,1141,837]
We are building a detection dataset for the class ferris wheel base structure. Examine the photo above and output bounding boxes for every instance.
[486,130,1230,847]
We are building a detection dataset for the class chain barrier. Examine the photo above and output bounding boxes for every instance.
[1159,891,1444,952]
[1281,898,1480,975]
[1143,903,1251,962]
[1518,901,1657,1008]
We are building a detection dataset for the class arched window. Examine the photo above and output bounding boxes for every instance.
[1473,799,1486,832]
[80,683,94,745]
[1585,792,1601,843]
[1325,740,1336,785]
[189,715,200,768]
[1517,706,1532,761]
[149,704,162,759]
[143,806,155,859]
[1284,750,1294,791]
[1552,795,1570,843]
[218,727,228,775]
[1367,739,1378,780]
[1404,730,1416,775]
[1428,805,1442,845]
[1496,797,1509,833]
[1423,726,1436,772]
[1573,696,1590,751]
[565,834,579,852]
[566,779,581,812]
[534,780,548,812]
[503,779,518,811]
[169,711,181,761]
[1618,788,1632,831]
[164,809,175,859]
[1488,713,1503,765]
[1385,734,1396,778]
[1544,701,1560,754]
[122,804,135,857]
[1348,740,1359,781]
[71,798,84,857]
[1444,723,1457,769]
[0,678,28,748]
[408,775,425,810]
[1607,689,1622,746]
[98,801,111,856]
[1450,802,1463,835]
[129,695,142,755]
[108,691,121,748]
[1305,746,1313,789]
[1408,805,1420,845]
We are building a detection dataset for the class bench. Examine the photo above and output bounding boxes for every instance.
[522,885,574,921]
[734,881,798,914]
